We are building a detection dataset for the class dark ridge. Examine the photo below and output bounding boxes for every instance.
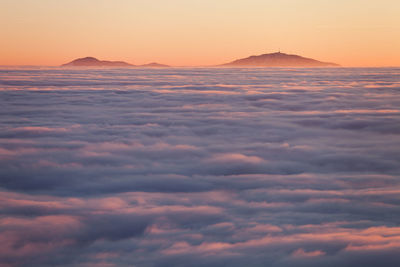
[221,52,339,67]
[61,57,134,67]
[139,62,170,68]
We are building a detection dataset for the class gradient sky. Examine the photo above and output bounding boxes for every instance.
[1,0,400,66]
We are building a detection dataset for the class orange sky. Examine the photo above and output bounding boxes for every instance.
[1,0,399,67]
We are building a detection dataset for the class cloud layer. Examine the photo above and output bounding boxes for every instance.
[0,67,400,266]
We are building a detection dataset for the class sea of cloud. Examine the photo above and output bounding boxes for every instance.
[0,67,400,266]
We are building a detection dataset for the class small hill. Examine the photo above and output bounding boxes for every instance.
[222,52,339,67]
[139,62,170,68]
[62,57,134,67]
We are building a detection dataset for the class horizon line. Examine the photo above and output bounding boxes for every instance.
[2,51,400,68]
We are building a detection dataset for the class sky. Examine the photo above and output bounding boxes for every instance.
[1,0,400,66]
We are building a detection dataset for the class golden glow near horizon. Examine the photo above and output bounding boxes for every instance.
[1,0,399,67]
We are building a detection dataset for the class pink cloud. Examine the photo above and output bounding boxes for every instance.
[12,126,71,133]
[207,153,264,164]
[291,248,325,257]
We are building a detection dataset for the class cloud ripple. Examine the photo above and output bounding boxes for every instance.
[0,67,400,266]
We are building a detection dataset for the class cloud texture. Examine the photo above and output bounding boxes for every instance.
[0,67,400,266]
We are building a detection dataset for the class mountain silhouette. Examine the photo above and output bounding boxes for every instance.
[140,62,170,68]
[62,57,134,67]
[222,52,339,67]
[61,54,338,68]
[61,57,170,68]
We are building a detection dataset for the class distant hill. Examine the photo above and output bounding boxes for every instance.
[62,54,337,68]
[140,62,170,68]
[62,57,134,67]
[222,52,339,67]
[62,57,170,68]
